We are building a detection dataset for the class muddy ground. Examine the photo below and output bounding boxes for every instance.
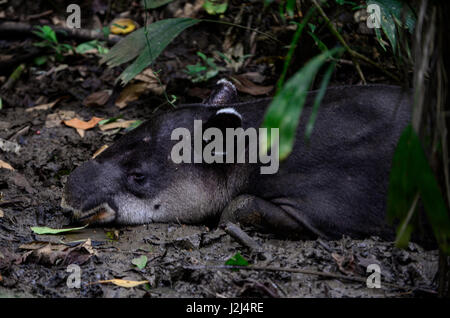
[0,0,442,298]
[0,66,440,297]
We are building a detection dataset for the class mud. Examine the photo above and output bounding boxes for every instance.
[0,109,440,297]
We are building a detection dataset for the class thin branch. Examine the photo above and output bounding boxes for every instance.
[184,264,437,294]
[0,22,122,45]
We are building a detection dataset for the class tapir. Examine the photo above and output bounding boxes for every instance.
[61,80,412,240]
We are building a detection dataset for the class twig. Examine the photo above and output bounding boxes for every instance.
[184,264,437,294]
[312,0,400,83]
[26,10,53,20]
[223,222,263,253]
[0,22,122,45]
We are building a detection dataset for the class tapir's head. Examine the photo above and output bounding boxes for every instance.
[61,80,254,225]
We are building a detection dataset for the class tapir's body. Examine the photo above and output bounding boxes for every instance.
[62,83,412,240]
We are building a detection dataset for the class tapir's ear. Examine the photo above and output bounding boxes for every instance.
[204,107,242,132]
[203,79,238,105]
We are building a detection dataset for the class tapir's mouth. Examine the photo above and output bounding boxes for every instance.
[61,198,116,225]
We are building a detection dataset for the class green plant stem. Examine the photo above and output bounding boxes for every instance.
[395,191,420,247]
[312,0,400,83]
[143,0,176,108]
[277,7,316,93]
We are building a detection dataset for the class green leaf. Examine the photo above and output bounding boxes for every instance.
[261,47,344,160]
[34,56,48,66]
[203,0,228,15]
[31,224,88,235]
[101,18,200,86]
[141,0,175,9]
[367,0,416,53]
[225,252,249,267]
[305,60,337,140]
[124,120,143,132]
[388,125,450,253]
[131,255,148,270]
[76,41,96,54]
[99,116,122,126]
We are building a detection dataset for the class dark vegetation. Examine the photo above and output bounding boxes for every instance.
[0,0,448,297]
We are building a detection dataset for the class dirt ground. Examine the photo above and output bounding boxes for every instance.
[0,62,440,297]
[0,0,442,298]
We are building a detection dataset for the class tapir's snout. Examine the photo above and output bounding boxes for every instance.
[61,160,118,224]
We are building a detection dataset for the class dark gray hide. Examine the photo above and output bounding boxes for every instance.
[62,82,411,240]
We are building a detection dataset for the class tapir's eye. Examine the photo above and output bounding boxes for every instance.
[128,172,146,184]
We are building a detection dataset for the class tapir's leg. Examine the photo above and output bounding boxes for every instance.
[219,195,323,239]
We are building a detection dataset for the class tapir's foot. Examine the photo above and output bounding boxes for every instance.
[219,195,317,239]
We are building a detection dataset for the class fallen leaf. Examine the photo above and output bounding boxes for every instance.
[26,97,63,112]
[64,116,104,130]
[76,128,85,138]
[134,68,165,94]
[131,255,148,270]
[115,83,148,109]
[0,159,14,171]
[31,224,88,235]
[231,75,273,96]
[110,18,138,35]
[83,90,112,107]
[93,279,149,288]
[99,120,138,131]
[225,252,249,267]
[92,145,109,158]
[0,209,4,218]
[17,239,95,266]
[332,252,357,276]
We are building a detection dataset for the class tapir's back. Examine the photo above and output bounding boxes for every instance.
[247,85,412,240]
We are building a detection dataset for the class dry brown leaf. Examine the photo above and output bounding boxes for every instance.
[26,97,63,112]
[64,117,104,130]
[332,252,357,276]
[99,120,138,131]
[76,128,85,138]
[0,159,14,171]
[17,239,95,266]
[83,90,112,107]
[93,279,149,288]
[92,145,109,158]
[231,75,273,96]
[0,209,4,218]
[115,83,148,109]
